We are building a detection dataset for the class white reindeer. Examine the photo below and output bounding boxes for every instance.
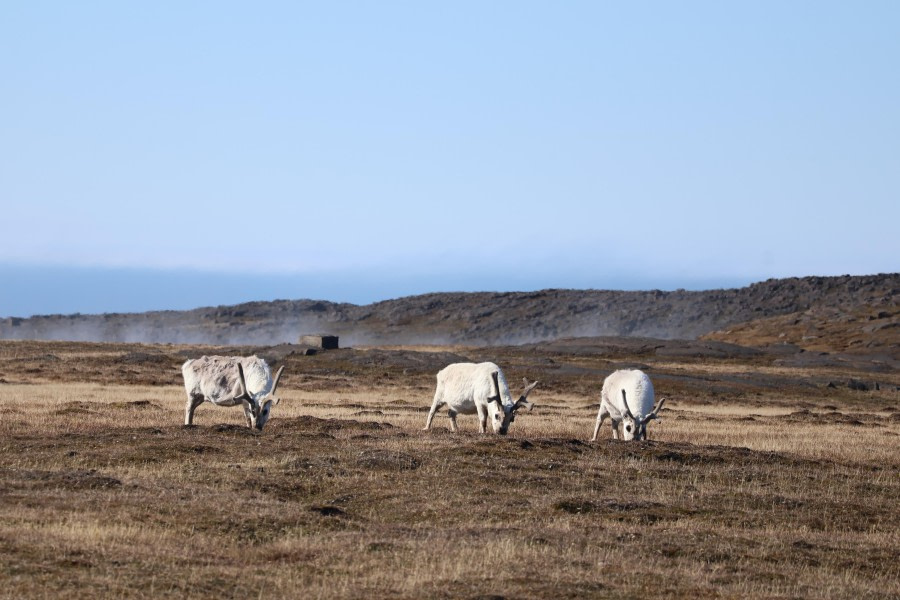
[590,369,665,441]
[423,362,538,435]
[182,355,285,430]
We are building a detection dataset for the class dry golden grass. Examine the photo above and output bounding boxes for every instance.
[0,340,898,599]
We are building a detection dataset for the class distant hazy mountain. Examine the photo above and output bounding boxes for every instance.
[1,274,896,353]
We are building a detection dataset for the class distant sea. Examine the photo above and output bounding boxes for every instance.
[0,263,749,318]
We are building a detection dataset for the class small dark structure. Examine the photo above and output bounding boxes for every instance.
[300,334,339,350]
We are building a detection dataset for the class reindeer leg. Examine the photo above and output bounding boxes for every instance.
[241,404,254,429]
[611,419,620,440]
[423,399,445,431]
[476,404,488,433]
[184,394,204,426]
[447,409,459,432]
[591,405,609,442]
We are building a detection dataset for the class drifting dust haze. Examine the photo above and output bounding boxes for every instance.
[0,316,335,347]
[0,319,486,348]
[0,300,668,347]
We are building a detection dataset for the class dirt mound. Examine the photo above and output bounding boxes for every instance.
[275,415,394,433]
[553,498,678,524]
[116,351,172,365]
[340,349,471,370]
[109,399,162,410]
[8,468,122,490]
[785,409,880,427]
[355,449,420,471]
[53,401,98,415]
[211,423,258,434]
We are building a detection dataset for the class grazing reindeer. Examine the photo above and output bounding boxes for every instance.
[591,369,665,441]
[423,362,538,435]
[182,355,284,430]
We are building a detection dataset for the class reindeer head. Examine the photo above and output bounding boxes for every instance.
[489,372,538,435]
[236,363,285,430]
[619,390,665,441]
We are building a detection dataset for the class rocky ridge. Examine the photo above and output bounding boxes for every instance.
[1,274,896,355]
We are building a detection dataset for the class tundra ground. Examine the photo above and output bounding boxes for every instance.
[0,340,898,599]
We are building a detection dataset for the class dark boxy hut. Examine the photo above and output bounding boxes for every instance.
[300,334,339,350]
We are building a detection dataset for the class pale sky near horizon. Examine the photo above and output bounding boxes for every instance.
[1,2,898,317]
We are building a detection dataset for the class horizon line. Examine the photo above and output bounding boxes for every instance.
[4,269,895,320]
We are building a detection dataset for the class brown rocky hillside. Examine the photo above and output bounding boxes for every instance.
[2,274,897,356]
[702,303,897,354]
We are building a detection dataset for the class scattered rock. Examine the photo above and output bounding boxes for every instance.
[848,379,872,391]
[309,505,345,517]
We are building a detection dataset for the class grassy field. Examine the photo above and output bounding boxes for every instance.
[0,340,898,599]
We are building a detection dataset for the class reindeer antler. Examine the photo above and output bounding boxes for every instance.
[642,397,666,424]
[512,378,538,412]
[490,371,503,406]
[620,389,635,419]
[270,365,285,395]
[236,363,253,404]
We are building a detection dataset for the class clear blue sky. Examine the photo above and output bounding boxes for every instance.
[2,1,898,317]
